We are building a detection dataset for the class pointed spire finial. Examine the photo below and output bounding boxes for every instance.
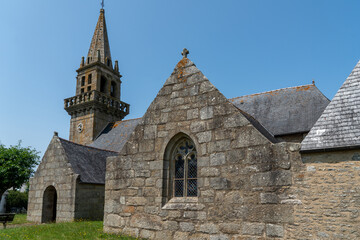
[80,56,85,67]
[115,60,119,72]
[97,50,101,61]
[87,8,112,66]
[101,0,105,9]
[182,48,189,58]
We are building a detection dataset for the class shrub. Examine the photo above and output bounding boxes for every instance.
[6,190,28,212]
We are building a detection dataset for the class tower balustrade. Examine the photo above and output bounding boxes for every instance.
[64,90,129,115]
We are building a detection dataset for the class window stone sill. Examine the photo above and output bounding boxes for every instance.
[162,197,205,210]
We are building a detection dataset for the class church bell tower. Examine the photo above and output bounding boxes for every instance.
[64,8,129,145]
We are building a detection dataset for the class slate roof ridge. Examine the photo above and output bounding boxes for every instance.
[113,117,142,124]
[58,137,118,153]
[229,83,317,101]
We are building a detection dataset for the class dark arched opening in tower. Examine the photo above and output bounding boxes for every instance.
[110,81,116,97]
[100,76,107,93]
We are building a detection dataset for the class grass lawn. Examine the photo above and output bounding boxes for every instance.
[0,221,138,240]
[9,214,30,225]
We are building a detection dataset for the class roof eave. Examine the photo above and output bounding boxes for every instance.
[301,144,360,154]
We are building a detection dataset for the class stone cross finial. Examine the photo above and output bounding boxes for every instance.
[182,48,189,58]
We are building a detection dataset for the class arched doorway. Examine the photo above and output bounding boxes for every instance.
[41,186,57,223]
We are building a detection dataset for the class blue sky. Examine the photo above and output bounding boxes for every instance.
[1,0,360,156]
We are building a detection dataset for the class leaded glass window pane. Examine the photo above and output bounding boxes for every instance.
[172,138,197,197]
[188,153,197,178]
[175,155,184,179]
[174,180,184,197]
[187,179,197,196]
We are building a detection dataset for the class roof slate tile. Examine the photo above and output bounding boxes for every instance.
[302,61,360,151]
[230,84,330,136]
[60,138,117,184]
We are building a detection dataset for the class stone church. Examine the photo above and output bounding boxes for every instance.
[27,7,360,240]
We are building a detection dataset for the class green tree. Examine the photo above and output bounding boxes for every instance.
[0,142,40,201]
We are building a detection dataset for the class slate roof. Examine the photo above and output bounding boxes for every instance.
[229,84,330,137]
[89,85,328,150]
[59,138,117,184]
[89,118,141,152]
[302,61,360,152]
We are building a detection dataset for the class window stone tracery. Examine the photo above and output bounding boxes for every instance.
[172,138,197,197]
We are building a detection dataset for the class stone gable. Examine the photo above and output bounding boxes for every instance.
[104,57,301,239]
[28,135,78,222]
[27,135,112,222]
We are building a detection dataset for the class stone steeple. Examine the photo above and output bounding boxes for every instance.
[64,8,129,145]
[86,9,112,67]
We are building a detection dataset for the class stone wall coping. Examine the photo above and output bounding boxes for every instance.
[162,197,205,210]
[167,197,198,203]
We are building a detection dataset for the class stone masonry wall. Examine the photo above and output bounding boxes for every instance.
[69,108,123,145]
[70,112,95,145]
[27,136,78,223]
[287,151,360,239]
[103,58,302,239]
[75,182,105,220]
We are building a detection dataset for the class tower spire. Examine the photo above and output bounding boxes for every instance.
[86,8,112,67]
[65,6,129,145]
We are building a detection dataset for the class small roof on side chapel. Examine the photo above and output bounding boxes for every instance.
[59,138,117,184]
[302,61,360,152]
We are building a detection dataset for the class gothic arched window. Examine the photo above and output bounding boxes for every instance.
[171,138,197,197]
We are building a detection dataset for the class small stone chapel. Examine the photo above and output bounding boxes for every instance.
[27,6,360,240]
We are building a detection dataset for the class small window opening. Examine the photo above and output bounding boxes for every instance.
[88,74,92,84]
[81,76,85,87]
[87,86,91,92]
[107,59,111,66]
[100,76,107,93]
[110,81,116,97]
[87,57,90,64]
[81,88,84,93]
